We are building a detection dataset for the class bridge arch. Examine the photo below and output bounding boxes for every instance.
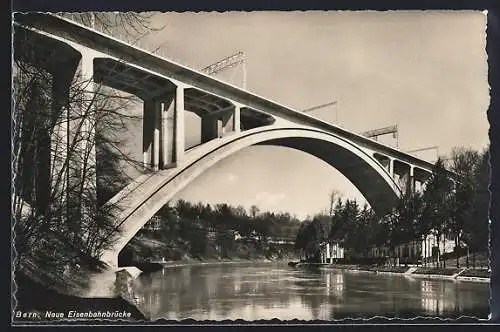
[102,126,403,267]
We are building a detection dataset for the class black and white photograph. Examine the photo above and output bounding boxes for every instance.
[11,9,494,324]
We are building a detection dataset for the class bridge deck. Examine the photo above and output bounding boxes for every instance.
[13,12,450,175]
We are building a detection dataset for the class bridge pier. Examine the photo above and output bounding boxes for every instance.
[142,99,154,170]
[373,154,395,179]
[409,166,415,194]
[80,54,97,184]
[221,110,234,136]
[174,85,185,163]
[412,167,432,193]
[50,69,75,212]
[233,105,241,134]
[389,158,394,178]
[201,104,241,142]
[221,105,242,137]
[153,100,161,171]
[142,85,185,170]
[393,160,416,195]
[201,114,221,142]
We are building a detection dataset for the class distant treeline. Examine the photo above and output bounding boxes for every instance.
[295,146,490,269]
[121,200,302,262]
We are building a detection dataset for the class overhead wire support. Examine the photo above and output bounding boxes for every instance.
[302,100,339,123]
[406,146,440,162]
[201,51,247,89]
[302,100,338,113]
[406,146,439,154]
[361,125,399,148]
[361,125,398,139]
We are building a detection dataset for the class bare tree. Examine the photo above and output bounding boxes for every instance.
[58,12,164,40]
[13,61,140,271]
[328,189,341,217]
[57,12,166,54]
[249,205,260,219]
[12,13,164,274]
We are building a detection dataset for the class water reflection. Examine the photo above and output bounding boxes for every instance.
[132,263,489,321]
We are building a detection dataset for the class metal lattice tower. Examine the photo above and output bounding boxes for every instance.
[201,51,247,89]
[361,125,399,148]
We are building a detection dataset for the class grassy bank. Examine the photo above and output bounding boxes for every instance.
[320,264,409,274]
[413,267,462,276]
[460,269,490,278]
[315,263,490,282]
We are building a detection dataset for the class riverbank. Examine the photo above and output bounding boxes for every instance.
[294,263,491,283]
[12,272,147,323]
[155,257,287,268]
[13,257,289,323]
[125,234,299,265]
[131,257,290,273]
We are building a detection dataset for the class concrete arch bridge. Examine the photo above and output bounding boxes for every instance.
[13,13,454,269]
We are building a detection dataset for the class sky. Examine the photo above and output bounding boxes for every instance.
[118,11,489,220]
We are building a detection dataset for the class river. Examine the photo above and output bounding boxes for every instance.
[131,262,490,321]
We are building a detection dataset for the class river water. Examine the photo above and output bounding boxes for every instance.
[131,262,490,321]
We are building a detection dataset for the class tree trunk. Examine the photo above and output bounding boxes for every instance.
[455,235,460,268]
[436,233,441,268]
[423,235,427,267]
[442,233,446,269]
[466,246,469,268]
[472,251,476,270]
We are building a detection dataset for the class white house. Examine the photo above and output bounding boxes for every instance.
[369,229,463,263]
[143,215,162,232]
[320,241,344,263]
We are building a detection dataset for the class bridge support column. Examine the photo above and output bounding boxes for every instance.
[221,112,233,137]
[158,85,185,168]
[220,105,241,137]
[201,115,220,143]
[389,158,394,178]
[409,166,415,194]
[50,69,74,209]
[175,85,185,163]
[142,100,154,170]
[414,179,421,193]
[153,101,162,171]
[144,99,171,171]
[161,95,175,167]
[71,53,98,229]
[80,55,97,188]
[234,105,241,134]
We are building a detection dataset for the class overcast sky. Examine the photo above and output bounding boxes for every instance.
[121,11,489,219]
